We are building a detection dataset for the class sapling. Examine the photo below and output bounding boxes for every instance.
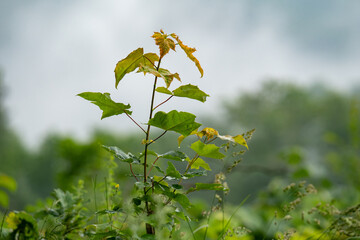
[78,30,250,237]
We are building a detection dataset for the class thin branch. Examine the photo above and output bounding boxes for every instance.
[206,136,218,144]
[153,95,174,110]
[145,175,167,194]
[147,130,167,146]
[129,164,139,181]
[147,156,160,177]
[125,112,146,134]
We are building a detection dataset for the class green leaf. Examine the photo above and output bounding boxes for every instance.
[174,193,191,209]
[53,189,75,209]
[173,84,209,102]
[78,92,131,119]
[92,230,118,240]
[159,151,187,161]
[114,48,159,88]
[187,183,228,193]
[191,141,225,159]
[0,190,9,207]
[96,209,123,215]
[166,162,182,179]
[102,145,141,164]
[139,150,158,159]
[153,166,165,174]
[140,234,156,240]
[191,158,211,170]
[0,174,17,192]
[132,198,142,206]
[148,110,201,136]
[115,48,143,87]
[172,184,183,189]
[156,87,172,95]
[156,84,209,102]
[292,168,309,179]
[183,169,207,179]
[153,176,168,186]
[138,65,180,88]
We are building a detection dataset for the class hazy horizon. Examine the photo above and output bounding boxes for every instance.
[1,0,359,147]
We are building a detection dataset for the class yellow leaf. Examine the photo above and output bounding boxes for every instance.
[5,212,20,229]
[178,135,185,147]
[217,134,248,149]
[200,127,219,140]
[152,30,176,58]
[233,135,248,149]
[170,33,204,77]
[178,130,199,146]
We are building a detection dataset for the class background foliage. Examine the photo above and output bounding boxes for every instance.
[1,72,360,238]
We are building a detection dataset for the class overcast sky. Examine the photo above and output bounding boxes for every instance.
[1,0,360,147]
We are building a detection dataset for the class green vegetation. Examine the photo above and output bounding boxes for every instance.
[0,32,359,239]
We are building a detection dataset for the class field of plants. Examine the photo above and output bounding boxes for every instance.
[1,30,360,239]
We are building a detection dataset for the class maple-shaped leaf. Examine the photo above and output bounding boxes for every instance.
[114,48,159,88]
[77,92,131,119]
[170,33,204,77]
[152,30,176,58]
[148,110,201,136]
[138,65,180,88]
[191,140,225,159]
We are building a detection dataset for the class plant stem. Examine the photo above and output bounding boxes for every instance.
[144,58,162,184]
[0,209,8,238]
[143,58,162,235]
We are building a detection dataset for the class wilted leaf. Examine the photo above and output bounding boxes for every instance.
[217,134,248,149]
[171,33,203,77]
[78,92,131,119]
[139,65,180,88]
[199,127,219,140]
[191,141,225,159]
[148,110,201,136]
[114,48,159,88]
[152,31,176,58]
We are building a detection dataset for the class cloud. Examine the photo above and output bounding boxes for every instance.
[0,0,359,147]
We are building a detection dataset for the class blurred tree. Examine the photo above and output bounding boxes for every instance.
[221,81,359,202]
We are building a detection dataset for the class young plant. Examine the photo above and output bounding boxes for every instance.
[78,30,250,237]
